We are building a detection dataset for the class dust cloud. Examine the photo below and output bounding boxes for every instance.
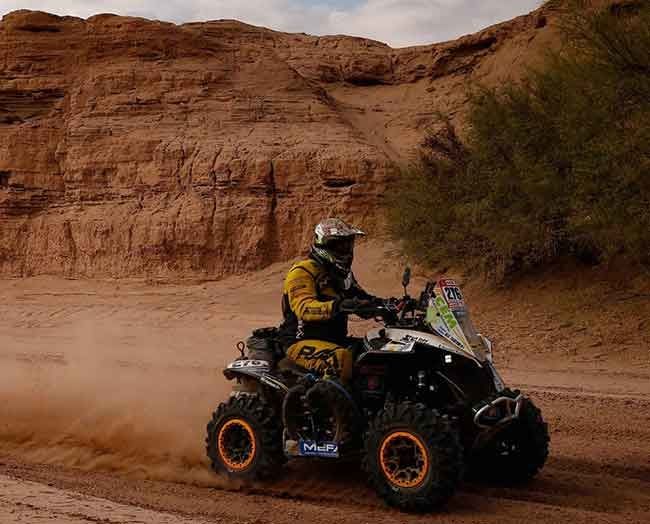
[0,317,232,485]
[0,272,286,486]
[0,246,406,484]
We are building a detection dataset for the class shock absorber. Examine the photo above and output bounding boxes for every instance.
[417,370,427,389]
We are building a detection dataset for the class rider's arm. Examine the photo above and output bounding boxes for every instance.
[285,268,335,322]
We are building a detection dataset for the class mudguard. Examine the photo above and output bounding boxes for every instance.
[223,359,289,392]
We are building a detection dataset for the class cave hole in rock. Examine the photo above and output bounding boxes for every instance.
[0,171,11,188]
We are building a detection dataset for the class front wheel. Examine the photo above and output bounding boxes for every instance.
[363,402,464,512]
[206,394,285,482]
[470,397,550,484]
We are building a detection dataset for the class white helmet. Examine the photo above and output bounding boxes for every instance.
[311,218,365,275]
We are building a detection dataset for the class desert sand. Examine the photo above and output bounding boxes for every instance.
[1,244,649,523]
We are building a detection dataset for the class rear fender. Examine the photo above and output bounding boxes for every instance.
[223,360,289,393]
[223,358,270,379]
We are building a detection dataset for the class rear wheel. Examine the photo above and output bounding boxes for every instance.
[363,402,463,512]
[305,380,358,445]
[206,394,285,481]
[470,397,549,484]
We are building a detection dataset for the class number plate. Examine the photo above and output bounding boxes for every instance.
[439,279,466,312]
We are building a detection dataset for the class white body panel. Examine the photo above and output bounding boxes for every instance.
[366,327,483,365]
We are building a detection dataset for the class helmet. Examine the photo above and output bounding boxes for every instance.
[311,218,365,276]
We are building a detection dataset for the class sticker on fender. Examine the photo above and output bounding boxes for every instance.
[299,440,339,458]
[227,360,270,370]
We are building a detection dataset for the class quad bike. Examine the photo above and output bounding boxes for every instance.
[205,269,549,512]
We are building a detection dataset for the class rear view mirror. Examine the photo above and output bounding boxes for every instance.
[402,266,411,290]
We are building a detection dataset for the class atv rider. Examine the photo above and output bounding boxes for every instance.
[281,218,378,383]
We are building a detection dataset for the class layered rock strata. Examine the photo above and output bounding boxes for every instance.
[0,7,555,278]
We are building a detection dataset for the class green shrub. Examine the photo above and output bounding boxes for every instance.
[388,0,650,278]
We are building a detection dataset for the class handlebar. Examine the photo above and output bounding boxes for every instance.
[352,297,422,324]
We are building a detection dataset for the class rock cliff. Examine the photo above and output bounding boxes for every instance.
[0,7,557,278]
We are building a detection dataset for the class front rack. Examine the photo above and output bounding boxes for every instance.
[473,394,523,429]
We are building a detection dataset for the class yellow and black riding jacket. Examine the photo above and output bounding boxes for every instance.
[280,257,372,345]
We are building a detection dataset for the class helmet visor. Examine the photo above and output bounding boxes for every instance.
[327,237,355,258]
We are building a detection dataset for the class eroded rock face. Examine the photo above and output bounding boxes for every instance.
[0,8,555,278]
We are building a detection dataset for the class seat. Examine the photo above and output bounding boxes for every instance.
[277,357,310,375]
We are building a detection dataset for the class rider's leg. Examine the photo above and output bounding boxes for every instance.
[286,340,356,444]
[286,340,353,382]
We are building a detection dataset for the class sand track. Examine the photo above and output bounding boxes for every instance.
[1,258,649,523]
[1,376,649,524]
[2,353,648,523]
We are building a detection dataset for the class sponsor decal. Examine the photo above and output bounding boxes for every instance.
[260,374,289,392]
[425,295,471,351]
[227,359,270,370]
[299,440,339,458]
[400,334,431,345]
[434,295,459,330]
[382,340,415,353]
[398,331,465,352]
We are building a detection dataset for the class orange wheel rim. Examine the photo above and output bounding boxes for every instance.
[379,431,429,488]
[217,418,257,472]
